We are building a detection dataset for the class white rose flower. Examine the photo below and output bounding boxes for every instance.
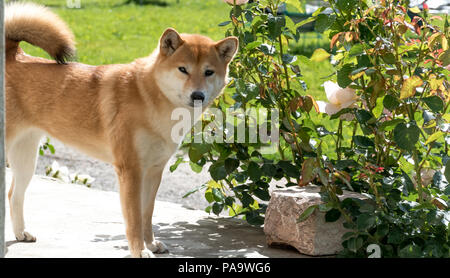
[316,81,358,117]
[412,168,436,187]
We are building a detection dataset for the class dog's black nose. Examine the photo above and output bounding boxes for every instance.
[191,91,205,102]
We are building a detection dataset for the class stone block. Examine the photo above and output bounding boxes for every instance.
[264,186,365,256]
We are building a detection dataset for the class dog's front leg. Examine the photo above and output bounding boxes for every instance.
[142,166,168,253]
[116,164,154,258]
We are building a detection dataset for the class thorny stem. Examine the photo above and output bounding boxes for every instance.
[336,119,343,160]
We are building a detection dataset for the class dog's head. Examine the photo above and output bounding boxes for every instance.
[153,28,238,109]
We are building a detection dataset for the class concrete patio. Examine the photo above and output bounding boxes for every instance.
[3,170,306,258]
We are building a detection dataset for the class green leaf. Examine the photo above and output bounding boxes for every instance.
[439,48,450,66]
[400,76,423,99]
[379,119,404,131]
[422,96,444,113]
[337,0,357,13]
[295,16,316,28]
[268,15,285,39]
[169,157,184,172]
[245,211,264,226]
[277,160,300,178]
[212,188,225,202]
[383,95,400,111]
[355,109,375,125]
[259,43,276,55]
[48,144,55,154]
[445,160,450,183]
[342,232,356,241]
[398,243,422,258]
[325,208,341,222]
[285,0,305,13]
[245,41,261,51]
[335,159,359,170]
[375,224,389,239]
[353,135,375,148]
[224,158,239,174]
[261,163,277,177]
[381,53,396,64]
[188,143,211,163]
[346,236,364,253]
[387,228,403,244]
[212,202,224,215]
[402,170,416,195]
[310,48,330,62]
[232,4,242,17]
[425,131,444,145]
[356,213,376,230]
[337,64,354,88]
[314,14,335,33]
[409,6,421,13]
[241,192,254,208]
[225,196,234,207]
[318,203,333,212]
[205,190,214,203]
[349,44,365,57]
[189,161,203,173]
[317,168,329,186]
[247,161,262,181]
[253,188,270,201]
[282,53,297,64]
[393,122,420,151]
[285,14,297,33]
[218,21,231,27]
[205,206,212,213]
[209,162,227,181]
[297,205,318,222]
[372,96,384,119]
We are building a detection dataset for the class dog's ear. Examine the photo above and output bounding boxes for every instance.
[215,36,239,64]
[160,28,183,57]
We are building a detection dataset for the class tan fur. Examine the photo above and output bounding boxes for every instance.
[5,2,75,63]
[5,2,238,257]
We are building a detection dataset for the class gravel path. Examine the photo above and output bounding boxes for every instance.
[35,139,211,210]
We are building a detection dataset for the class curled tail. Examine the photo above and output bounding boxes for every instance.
[5,2,76,64]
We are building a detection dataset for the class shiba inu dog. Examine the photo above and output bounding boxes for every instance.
[4,2,238,258]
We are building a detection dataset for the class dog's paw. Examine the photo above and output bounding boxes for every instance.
[146,240,168,254]
[15,231,36,242]
[140,249,156,258]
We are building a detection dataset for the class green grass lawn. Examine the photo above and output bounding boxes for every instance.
[18,0,231,64]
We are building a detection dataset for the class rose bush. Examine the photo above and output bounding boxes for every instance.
[173,0,449,257]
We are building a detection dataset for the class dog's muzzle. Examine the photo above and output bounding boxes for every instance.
[190,91,205,107]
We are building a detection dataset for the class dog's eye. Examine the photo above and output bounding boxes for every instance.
[205,70,214,77]
[178,67,188,74]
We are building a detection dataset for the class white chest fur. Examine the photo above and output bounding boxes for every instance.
[134,128,178,172]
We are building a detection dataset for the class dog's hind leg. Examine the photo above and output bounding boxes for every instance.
[7,129,42,242]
